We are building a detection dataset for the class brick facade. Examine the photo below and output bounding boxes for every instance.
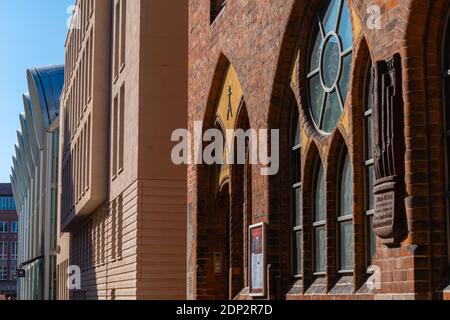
[188,0,450,300]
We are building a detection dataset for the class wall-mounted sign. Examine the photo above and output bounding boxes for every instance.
[249,222,266,297]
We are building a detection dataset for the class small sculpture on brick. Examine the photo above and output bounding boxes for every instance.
[372,53,407,246]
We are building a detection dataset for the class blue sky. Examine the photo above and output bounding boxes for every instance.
[0,0,74,183]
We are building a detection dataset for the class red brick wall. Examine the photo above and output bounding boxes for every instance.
[188,0,450,300]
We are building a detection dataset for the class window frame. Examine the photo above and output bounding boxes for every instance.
[306,0,353,134]
[363,60,376,269]
[337,147,353,274]
[313,157,326,275]
[290,104,303,278]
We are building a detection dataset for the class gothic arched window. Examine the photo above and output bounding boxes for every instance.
[291,105,302,276]
[338,148,353,272]
[313,158,326,273]
[364,61,377,267]
[307,0,353,133]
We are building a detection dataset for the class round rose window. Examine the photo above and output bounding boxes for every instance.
[307,0,353,133]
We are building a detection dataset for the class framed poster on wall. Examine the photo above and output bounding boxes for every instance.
[248,222,266,297]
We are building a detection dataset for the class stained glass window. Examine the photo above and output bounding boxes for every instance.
[314,159,326,273]
[291,106,302,276]
[307,0,353,133]
[339,150,353,271]
[364,61,376,267]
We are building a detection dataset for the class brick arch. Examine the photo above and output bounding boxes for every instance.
[412,0,450,298]
[202,53,231,131]
[324,128,347,289]
[347,35,372,290]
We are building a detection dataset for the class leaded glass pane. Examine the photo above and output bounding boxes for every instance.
[292,149,301,185]
[315,226,326,272]
[309,74,324,124]
[365,116,373,160]
[367,165,375,210]
[307,0,352,133]
[368,215,376,264]
[365,68,374,112]
[322,91,341,132]
[340,153,352,216]
[294,117,300,147]
[310,32,323,72]
[340,221,353,270]
[315,163,326,222]
[322,35,340,88]
[338,1,352,50]
[296,231,302,275]
[295,187,302,227]
[321,0,342,34]
[339,53,352,104]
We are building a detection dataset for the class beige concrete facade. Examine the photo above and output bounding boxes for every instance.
[57,0,187,300]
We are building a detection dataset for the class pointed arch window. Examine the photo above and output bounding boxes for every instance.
[313,159,326,273]
[307,0,353,133]
[338,148,353,272]
[291,106,302,276]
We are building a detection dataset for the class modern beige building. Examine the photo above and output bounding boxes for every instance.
[57,0,187,300]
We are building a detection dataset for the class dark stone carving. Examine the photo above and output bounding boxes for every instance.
[372,53,407,246]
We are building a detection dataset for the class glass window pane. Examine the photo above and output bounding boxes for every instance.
[368,215,376,265]
[322,91,341,132]
[292,149,301,185]
[340,152,353,216]
[365,116,373,160]
[367,165,375,210]
[340,221,353,270]
[337,0,352,50]
[315,162,326,222]
[294,117,300,147]
[315,226,326,273]
[310,32,323,72]
[365,68,374,112]
[309,74,324,125]
[339,53,352,105]
[295,187,302,227]
[322,36,340,88]
[321,0,342,34]
[295,231,302,275]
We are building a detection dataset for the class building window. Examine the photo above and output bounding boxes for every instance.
[11,242,18,260]
[112,84,125,179]
[364,61,376,267]
[210,0,226,24]
[291,106,302,276]
[0,266,7,280]
[313,158,326,274]
[11,222,18,233]
[0,222,9,233]
[338,148,353,272]
[0,196,16,211]
[114,0,126,79]
[0,242,7,259]
[307,0,353,133]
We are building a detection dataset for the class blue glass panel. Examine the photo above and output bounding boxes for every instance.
[338,1,352,50]
[321,0,342,34]
[340,153,353,216]
[322,91,341,132]
[315,163,326,221]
